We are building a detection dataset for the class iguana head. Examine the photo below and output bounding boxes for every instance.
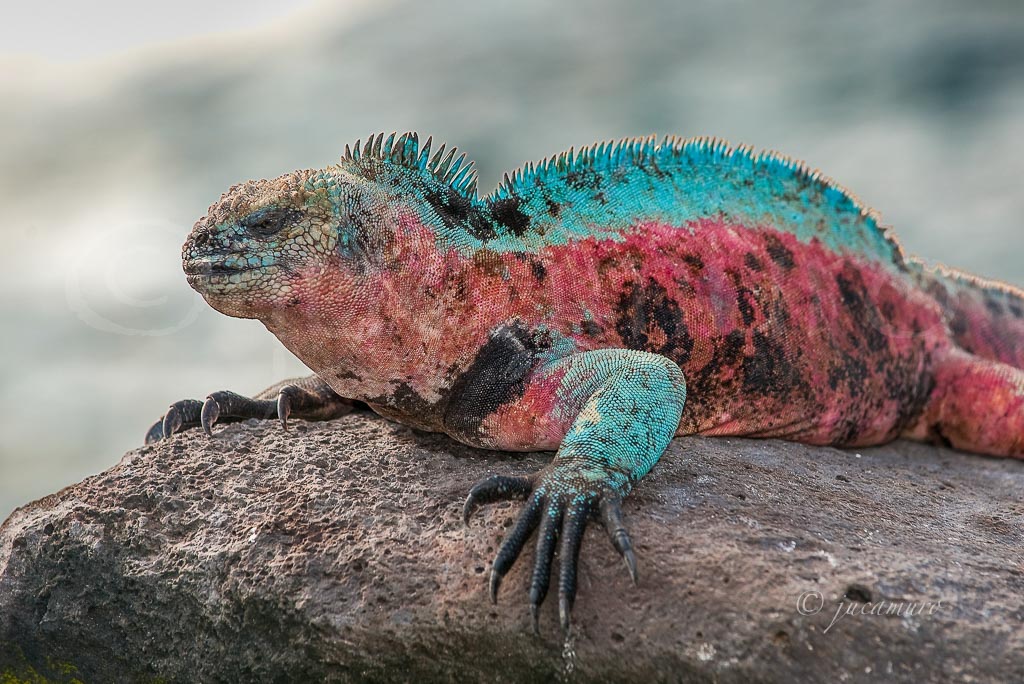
[182,133,479,323]
[183,167,387,320]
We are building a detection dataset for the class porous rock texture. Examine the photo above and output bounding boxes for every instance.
[1,412,1023,682]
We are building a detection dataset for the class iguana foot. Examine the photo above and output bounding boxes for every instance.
[463,463,638,635]
[146,392,280,443]
[145,374,355,443]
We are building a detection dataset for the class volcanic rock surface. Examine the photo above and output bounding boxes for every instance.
[1,412,1023,682]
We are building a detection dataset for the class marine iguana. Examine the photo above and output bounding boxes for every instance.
[148,132,1024,633]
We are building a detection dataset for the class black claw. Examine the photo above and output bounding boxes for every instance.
[144,419,165,444]
[489,495,543,603]
[277,390,292,431]
[159,399,203,441]
[530,603,540,636]
[462,474,534,526]
[558,502,590,634]
[623,549,638,585]
[488,568,502,605]
[600,495,638,584]
[162,407,183,440]
[200,397,220,436]
[528,507,561,620]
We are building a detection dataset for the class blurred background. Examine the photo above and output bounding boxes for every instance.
[1,0,1023,519]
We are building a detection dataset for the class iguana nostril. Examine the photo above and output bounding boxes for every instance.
[193,229,210,248]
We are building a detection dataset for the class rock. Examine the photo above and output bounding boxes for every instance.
[1,412,1023,682]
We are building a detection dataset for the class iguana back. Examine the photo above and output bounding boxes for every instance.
[476,136,905,271]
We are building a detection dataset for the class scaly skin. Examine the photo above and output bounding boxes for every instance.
[151,132,1024,633]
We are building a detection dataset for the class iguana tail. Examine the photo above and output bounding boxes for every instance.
[911,258,1024,370]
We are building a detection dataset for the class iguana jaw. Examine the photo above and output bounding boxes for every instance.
[183,257,284,293]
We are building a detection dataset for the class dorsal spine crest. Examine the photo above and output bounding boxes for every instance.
[343,131,479,198]
[490,134,879,224]
[340,131,902,269]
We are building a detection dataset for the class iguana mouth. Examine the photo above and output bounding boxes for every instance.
[183,259,285,294]
[183,260,257,292]
[183,259,247,277]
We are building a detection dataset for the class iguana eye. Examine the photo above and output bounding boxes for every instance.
[242,208,301,237]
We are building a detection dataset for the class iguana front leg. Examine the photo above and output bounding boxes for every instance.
[461,349,687,633]
[145,374,357,442]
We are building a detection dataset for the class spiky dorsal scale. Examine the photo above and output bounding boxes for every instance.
[341,132,479,199]
[336,132,902,270]
[487,134,904,271]
[416,136,433,169]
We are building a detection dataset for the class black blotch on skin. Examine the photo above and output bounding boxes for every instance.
[984,293,1004,316]
[425,183,495,241]
[615,278,694,364]
[425,186,473,231]
[544,197,562,219]
[682,254,705,273]
[564,169,602,191]
[366,381,440,431]
[467,213,496,241]
[736,288,756,326]
[837,416,863,445]
[828,354,868,393]
[950,314,968,339]
[675,278,696,298]
[889,361,936,438]
[444,321,544,440]
[720,330,747,366]
[390,382,434,416]
[680,330,746,430]
[597,254,626,276]
[923,280,951,309]
[727,269,758,326]
[644,160,671,180]
[744,253,764,271]
[835,268,889,354]
[334,369,362,381]
[581,320,602,336]
[764,234,795,270]
[741,331,802,395]
[489,196,531,236]
[530,260,547,282]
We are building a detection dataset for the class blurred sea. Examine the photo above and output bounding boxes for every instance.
[1,0,1023,519]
